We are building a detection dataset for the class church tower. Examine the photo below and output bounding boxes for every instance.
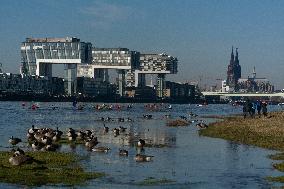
[226,47,241,91]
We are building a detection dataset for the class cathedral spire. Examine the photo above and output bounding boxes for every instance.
[235,48,239,62]
[231,46,234,61]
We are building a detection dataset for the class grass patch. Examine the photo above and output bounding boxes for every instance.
[137,177,175,185]
[199,112,284,184]
[0,151,104,186]
[167,119,189,127]
[199,112,284,151]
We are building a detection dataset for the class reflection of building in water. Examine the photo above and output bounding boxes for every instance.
[134,120,177,147]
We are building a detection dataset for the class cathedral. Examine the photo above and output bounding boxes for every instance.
[226,47,241,90]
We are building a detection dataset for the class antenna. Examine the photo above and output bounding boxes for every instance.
[0,62,2,73]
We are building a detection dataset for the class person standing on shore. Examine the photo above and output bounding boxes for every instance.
[262,102,268,117]
[256,101,262,117]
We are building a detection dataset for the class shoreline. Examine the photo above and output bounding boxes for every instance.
[199,111,284,183]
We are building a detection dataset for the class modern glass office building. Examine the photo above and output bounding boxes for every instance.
[20,37,92,94]
[20,37,92,75]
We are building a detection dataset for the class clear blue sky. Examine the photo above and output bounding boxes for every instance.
[1,0,284,89]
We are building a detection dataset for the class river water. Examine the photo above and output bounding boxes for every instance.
[0,102,283,188]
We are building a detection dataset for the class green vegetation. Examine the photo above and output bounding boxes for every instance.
[0,151,104,186]
[199,112,284,183]
[137,177,175,185]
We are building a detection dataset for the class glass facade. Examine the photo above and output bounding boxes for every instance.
[21,37,92,75]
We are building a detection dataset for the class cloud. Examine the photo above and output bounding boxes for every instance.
[80,2,132,28]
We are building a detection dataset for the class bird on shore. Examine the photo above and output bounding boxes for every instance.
[9,154,33,166]
[11,147,25,156]
[196,122,208,129]
[9,136,22,146]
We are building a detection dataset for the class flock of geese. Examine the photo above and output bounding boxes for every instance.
[8,110,208,166]
[8,124,154,166]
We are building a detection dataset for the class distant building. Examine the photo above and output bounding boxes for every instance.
[0,73,64,95]
[226,47,241,90]
[20,37,92,94]
[163,81,195,99]
[76,77,116,97]
[238,67,274,92]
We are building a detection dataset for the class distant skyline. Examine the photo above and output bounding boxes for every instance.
[1,0,284,89]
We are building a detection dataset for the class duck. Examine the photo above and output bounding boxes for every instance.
[9,136,22,146]
[135,154,154,162]
[119,149,128,156]
[92,147,110,153]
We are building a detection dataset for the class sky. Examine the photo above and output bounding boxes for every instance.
[1,0,284,89]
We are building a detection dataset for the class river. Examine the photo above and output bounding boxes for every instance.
[0,102,282,188]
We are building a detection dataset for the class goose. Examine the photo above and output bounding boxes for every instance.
[55,127,63,137]
[11,147,25,156]
[41,136,52,145]
[103,124,109,134]
[31,141,44,151]
[43,144,58,151]
[135,154,154,162]
[137,139,146,148]
[77,131,87,140]
[126,117,133,122]
[113,128,120,136]
[92,147,110,153]
[119,149,128,156]
[9,154,33,166]
[9,136,22,146]
[119,126,127,132]
[28,125,38,134]
[85,136,98,149]
[196,122,208,129]
[189,112,198,117]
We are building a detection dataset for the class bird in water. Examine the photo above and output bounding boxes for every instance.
[92,147,110,153]
[135,154,154,162]
[119,149,128,156]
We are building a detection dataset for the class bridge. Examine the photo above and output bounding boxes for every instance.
[202,91,284,97]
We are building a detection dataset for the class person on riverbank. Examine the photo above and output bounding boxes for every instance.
[243,104,248,118]
[256,101,262,117]
[262,102,268,117]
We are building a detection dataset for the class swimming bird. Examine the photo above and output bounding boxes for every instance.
[137,139,146,148]
[135,154,154,162]
[9,136,22,146]
[119,149,128,156]
[119,126,127,132]
[92,147,110,153]
[103,124,109,134]
[85,136,98,149]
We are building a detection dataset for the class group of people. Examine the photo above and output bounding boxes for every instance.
[243,100,268,118]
